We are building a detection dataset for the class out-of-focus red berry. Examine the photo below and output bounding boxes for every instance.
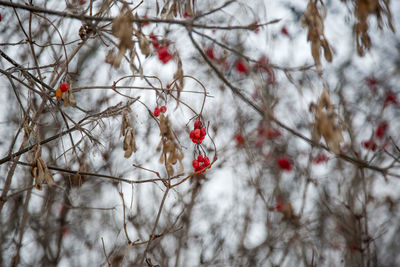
[313,153,329,164]
[363,140,377,151]
[149,33,159,49]
[277,157,291,171]
[384,92,398,107]
[235,60,248,74]
[266,129,281,139]
[206,47,215,59]
[158,47,173,64]
[235,133,244,145]
[160,105,167,113]
[376,122,388,139]
[281,26,289,36]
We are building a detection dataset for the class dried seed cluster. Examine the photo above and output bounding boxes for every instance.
[157,113,184,176]
[301,0,332,74]
[30,145,54,190]
[121,109,137,158]
[353,0,394,56]
[311,90,344,154]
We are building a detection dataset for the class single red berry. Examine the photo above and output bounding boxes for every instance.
[275,203,283,211]
[384,92,397,107]
[149,33,159,49]
[158,46,173,64]
[203,156,210,166]
[235,60,248,74]
[206,47,215,60]
[190,130,195,139]
[376,122,388,139]
[192,160,199,169]
[194,120,202,129]
[235,133,244,145]
[277,157,291,171]
[200,127,206,137]
[365,77,378,88]
[160,105,167,113]
[194,129,201,138]
[60,82,69,92]
[154,107,160,117]
[198,139,202,144]
[281,26,289,36]
[197,155,204,162]
[183,12,193,18]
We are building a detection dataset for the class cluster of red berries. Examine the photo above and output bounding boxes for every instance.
[192,154,211,173]
[154,105,167,117]
[149,33,173,64]
[56,82,69,99]
[363,140,377,151]
[189,120,206,144]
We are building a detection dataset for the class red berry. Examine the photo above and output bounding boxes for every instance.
[158,46,173,64]
[192,160,199,169]
[313,153,329,164]
[160,105,167,113]
[277,157,291,171]
[197,155,204,162]
[235,60,248,74]
[154,107,160,117]
[149,33,159,49]
[190,130,195,139]
[206,47,215,59]
[60,82,69,92]
[203,156,210,166]
[384,92,397,107]
[183,12,193,18]
[275,203,283,211]
[235,133,244,145]
[281,26,289,36]
[194,129,201,138]
[365,77,378,88]
[200,127,206,137]
[266,129,281,139]
[376,122,388,139]
[194,120,202,129]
